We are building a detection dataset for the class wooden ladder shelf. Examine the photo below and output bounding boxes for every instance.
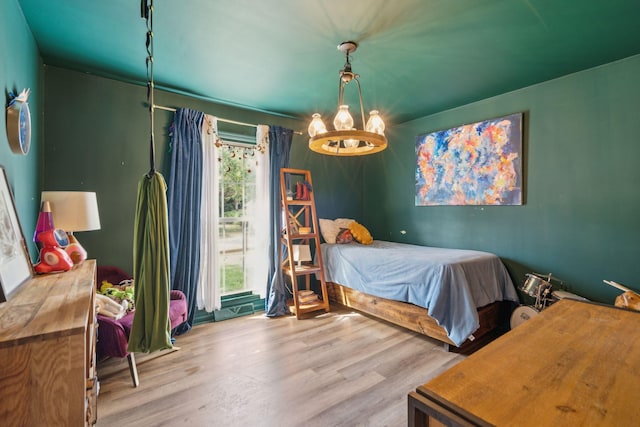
[279,168,330,318]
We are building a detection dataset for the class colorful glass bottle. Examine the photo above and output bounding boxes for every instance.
[33,200,55,249]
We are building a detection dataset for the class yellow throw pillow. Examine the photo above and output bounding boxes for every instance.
[349,221,373,245]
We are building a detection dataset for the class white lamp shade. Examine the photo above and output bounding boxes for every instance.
[365,110,385,135]
[308,113,327,137]
[333,105,354,131]
[41,191,101,232]
[292,244,312,262]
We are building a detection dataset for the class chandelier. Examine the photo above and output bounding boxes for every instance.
[308,41,387,156]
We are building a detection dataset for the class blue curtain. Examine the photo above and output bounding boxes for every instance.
[265,126,293,316]
[167,108,204,334]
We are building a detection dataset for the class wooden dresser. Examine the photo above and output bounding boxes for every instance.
[0,260,98,426]
[409,299,640,426]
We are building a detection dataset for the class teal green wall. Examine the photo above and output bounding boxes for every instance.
[9,0,637,306]
[42,67,359,272]
[0,0,43,261]
[297,149,365,221]
[362,55,640,304]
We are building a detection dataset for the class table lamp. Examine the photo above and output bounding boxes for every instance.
[41,191,101,264]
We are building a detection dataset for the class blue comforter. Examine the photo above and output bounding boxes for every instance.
[321,240,518,346]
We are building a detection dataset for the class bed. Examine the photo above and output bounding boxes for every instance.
[320,240,519,352]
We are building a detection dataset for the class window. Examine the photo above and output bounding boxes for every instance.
[217,138,257,296]
[194,127,268,324]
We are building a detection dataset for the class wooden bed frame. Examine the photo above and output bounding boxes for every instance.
[326,282,513,354]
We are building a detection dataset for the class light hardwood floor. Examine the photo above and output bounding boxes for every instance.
[96,306,465,427]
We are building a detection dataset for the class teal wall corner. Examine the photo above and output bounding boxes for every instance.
[1,0,44,262]
[6,0,638,308]
[42,67,353,272]
[364,54,640,304]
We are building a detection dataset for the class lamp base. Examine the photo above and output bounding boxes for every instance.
[65,233,87,264]
[34,246,74,274]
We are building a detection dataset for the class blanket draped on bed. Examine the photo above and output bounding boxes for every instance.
[321,241,519,346]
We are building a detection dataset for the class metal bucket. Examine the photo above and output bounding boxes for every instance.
[521,273,552,297]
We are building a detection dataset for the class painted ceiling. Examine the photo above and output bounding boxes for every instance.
[17,0,640,125]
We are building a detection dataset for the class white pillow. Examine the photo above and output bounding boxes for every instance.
[319,218,355,244]
[335,218,355,229]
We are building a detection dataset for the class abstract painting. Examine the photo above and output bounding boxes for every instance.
[415,112,523,206]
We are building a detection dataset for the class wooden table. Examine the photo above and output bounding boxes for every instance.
[0,260,98,426]
[408,299,640,426]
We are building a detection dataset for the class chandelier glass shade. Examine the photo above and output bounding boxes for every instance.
[308,41,387,156]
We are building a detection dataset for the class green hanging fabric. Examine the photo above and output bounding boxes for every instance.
[127,171,173,353]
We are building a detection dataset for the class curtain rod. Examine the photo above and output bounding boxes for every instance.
[153,104,303,135]
[154,104,257,128]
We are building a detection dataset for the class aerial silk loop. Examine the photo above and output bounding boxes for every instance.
[127,172,173,353]
[127,0,172,353]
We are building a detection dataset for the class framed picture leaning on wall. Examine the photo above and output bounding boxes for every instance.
[0,166,33,302]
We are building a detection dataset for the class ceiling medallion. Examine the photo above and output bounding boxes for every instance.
[308,41,387,156]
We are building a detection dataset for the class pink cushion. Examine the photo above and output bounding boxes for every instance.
[97,265,132,288]
[96,266,188,359]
